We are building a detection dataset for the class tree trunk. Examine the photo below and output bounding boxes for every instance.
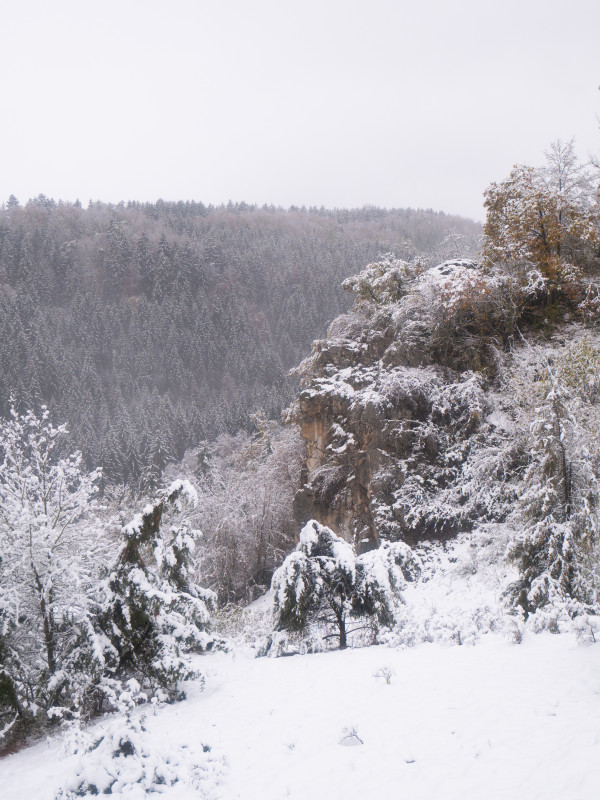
[336,611,347,649]
[30,547,56,675]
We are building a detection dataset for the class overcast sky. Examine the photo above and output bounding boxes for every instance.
[2,0,599,221]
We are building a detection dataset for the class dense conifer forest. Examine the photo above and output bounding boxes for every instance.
[0,196,480,489]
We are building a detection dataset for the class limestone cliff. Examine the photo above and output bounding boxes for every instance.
[288,257,523,551]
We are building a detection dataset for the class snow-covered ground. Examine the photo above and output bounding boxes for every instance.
[2,631,599,800]
[2,532,599,799]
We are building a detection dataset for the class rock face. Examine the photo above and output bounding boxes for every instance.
[288,258,521,551]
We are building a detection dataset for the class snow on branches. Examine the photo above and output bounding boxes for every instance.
[271,520,420,650]
[0,408,216,744]
[482,141,600,319]
[0,407,105,723]
[94,481,216,701]
[341,255,419,306]
[507,343,600,622]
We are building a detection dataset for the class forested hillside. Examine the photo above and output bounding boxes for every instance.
[1,143,599,772]
[0,197,480,488]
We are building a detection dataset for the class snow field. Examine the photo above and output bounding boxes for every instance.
[2,634,599,800]
[199,637,600,800]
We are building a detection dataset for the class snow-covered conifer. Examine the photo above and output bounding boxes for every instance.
[509,364,600,618]
[271,520,419,649]
[93,480,216,700]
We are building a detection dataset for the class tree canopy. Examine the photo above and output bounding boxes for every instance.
[271,520,420,649]
[483,140,600,285]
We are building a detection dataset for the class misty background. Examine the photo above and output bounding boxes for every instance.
[3,0,599,220]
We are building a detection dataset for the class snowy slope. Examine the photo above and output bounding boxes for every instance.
[2,632,599,800]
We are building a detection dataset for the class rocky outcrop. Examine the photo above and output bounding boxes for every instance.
[288,258,521,551]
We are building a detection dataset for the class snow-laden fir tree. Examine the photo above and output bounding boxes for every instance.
[509,362,600,619]
[92,480,216,703]
[271,520,420,649]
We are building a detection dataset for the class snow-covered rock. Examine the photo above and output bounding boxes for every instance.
[289,258,520,550]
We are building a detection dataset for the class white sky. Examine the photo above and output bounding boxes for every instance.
[2,0,599,221]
